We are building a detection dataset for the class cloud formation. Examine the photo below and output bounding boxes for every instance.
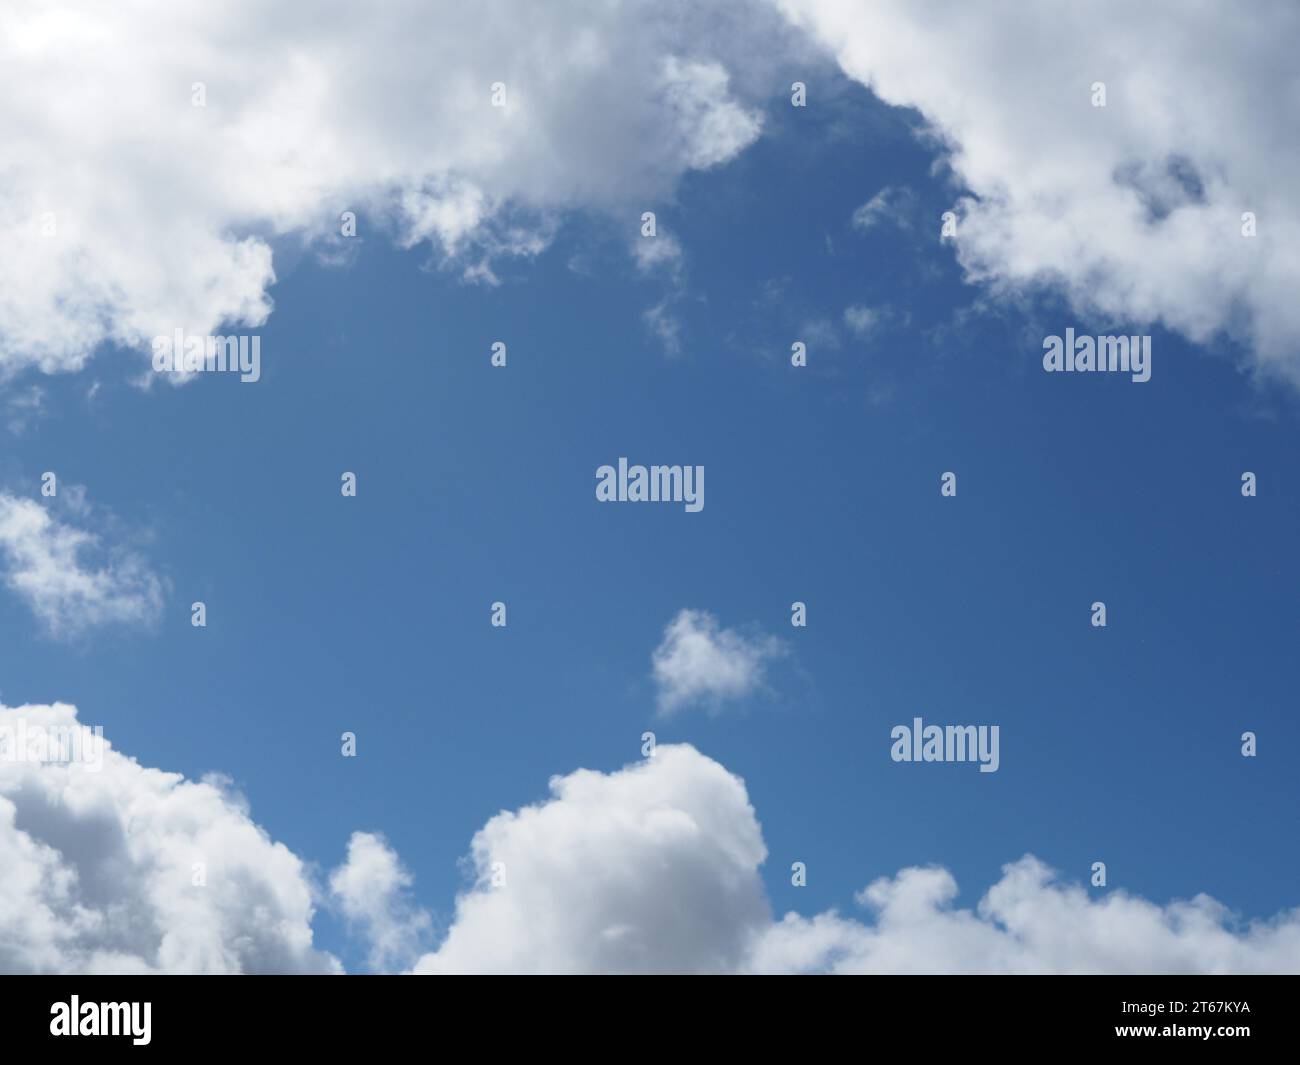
[3,702,1297,974]
[412,744,771,974]
[651,609,785,715]
[750,859,1300,974]
[411,743,1300,974]
[851,186,916,232]
[779,0,1300,382]
[7,1,1295,387]
[0,702,338,974]
[330,831,432,972]
[0,0,770,377]
[0,492,163,637]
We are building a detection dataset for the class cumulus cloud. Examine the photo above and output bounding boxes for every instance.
[779,0,1300,383]
[651,609,785,715]
[750,859,1300,975]
[0,701,339,974]
[330,831,432,972]
[0,0,770,377]
[8,1,1298,388]
[412,744,772,974]
[0,491,163,637]
[411,743,1300,974]
[4,704,1297,974]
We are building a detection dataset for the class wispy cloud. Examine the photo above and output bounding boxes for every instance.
[643,299,685,357]
[4,385,46,436]
[850,186,918,232]
[843,304,880,335]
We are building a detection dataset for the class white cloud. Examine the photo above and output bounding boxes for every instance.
[411,744,771,974]
[0,492,163,637]
[850,186,916,232]
[799,317,842,351]
[657,56,764,171]
[651,609,785,715]
[750,858,1300,975]
[0,701,339,974]
[633,232,684,276]
[330,831,432,972]
[4,703,1298,974]
[411,744,1300,974]
[4,385,45,435]
[9,1,1295,387]
[779,0,1300,383]
[0,1,768,378]
[843,304,880,335]
[635,227,687,355]
[642,299,685,357]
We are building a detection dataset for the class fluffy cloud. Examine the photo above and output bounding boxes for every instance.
[4,702,1298,974]
[0,701,339,974]
[651,609,785,715]
[749,859,1300,975]
[412,744,772,974]
[410,743,1300,974]
[405,745,1300,974]
[779,0,1300,382]
[7,1,1298,386]
[0,0,770,377]
[329,831,432,972]
[0,491,163,637]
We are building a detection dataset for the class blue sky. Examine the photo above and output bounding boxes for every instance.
[2,1,1298,975]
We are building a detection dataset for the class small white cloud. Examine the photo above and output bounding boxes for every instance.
[0,491,163,637]
[651,609,785,714]
[850,186,916,232]
[799,317,841,351]
[632,232,684,276]
[330,831,432,972]
[843,303,880,335]
[5,385,46,435]
[643,299,684,357]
